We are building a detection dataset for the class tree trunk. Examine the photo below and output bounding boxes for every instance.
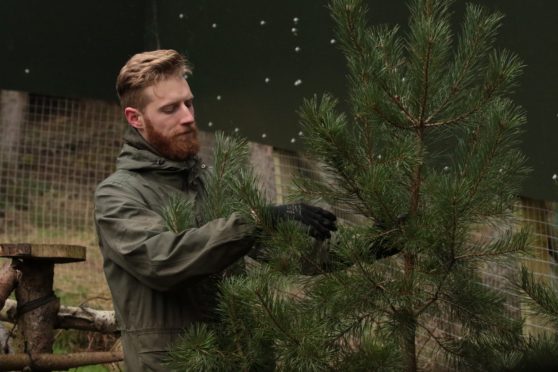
[403,253,418,372]
[404,318,418,372]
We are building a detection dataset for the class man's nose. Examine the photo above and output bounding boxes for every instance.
[179,103,195,124]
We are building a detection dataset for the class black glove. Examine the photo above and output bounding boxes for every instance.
[267,203,337,240]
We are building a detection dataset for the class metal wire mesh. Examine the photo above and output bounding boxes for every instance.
[1,91,557,360]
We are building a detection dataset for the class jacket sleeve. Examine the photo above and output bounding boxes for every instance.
[94,180,256,292]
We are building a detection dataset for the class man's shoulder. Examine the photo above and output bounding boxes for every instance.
[95,169,142,194]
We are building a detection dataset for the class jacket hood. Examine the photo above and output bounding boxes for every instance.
[116,125,200,173]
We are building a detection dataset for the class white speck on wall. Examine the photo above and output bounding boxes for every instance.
[294,79,302,86]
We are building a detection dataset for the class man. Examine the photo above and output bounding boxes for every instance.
[94,49,337,371]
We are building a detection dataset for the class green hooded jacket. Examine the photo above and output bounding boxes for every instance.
[94,128,256,371]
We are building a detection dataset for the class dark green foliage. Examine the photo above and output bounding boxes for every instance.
[519,265,558,323]
[506,266,558,371]
[161,194,195,233]
[161,131,262,233]
[169,0,532,370]
[200,132,254,222]
[295,0,529,369]
[166,323,227,372]
[505,335,558,371]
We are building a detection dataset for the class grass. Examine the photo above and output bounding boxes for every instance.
[69,366,109,372]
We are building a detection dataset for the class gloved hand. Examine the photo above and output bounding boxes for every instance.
[267,203,337,240]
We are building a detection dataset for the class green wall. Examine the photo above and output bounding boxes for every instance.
[0,0,144,99]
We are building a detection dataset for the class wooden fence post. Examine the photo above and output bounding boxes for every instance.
[0,243,86,370]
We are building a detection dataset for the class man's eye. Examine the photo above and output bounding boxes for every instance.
[185,100,193,108]
[162,106,176,113]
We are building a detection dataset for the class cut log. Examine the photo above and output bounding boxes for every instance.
[0,299,118,334]
[0,351,123,371]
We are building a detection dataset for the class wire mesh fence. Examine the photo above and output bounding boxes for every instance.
[1,90,558,361]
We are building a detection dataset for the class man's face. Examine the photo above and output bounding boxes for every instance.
[138,75,199,161]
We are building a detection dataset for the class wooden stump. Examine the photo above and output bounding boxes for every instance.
[0,243,85,364]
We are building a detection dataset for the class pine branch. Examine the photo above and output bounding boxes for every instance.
[424,85,501,128]
[223,286,252,367]
[416,320,456,356]
[457,103,527,216]
[435,284,513,334]
[426,5,504,123]
[201,132,253,222]
[425,49,523,129]
[160,194,195,233]
[454,244,524,261]
[376,80,418,127]
[333,0,416,128]
[352,252,398,314]
[166,323,227,371]
[254,289,300,347]
[415,270,451,317]
[330,312,388,351]
[518,266,558,324]
[299,96,393,219]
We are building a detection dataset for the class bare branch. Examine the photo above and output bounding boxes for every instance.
[1,299,118,334]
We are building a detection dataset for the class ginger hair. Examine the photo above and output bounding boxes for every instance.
[116,49,192,109]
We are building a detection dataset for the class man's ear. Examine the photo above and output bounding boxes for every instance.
[124,107,144,130]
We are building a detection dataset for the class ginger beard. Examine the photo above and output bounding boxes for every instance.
[143,115,200,161]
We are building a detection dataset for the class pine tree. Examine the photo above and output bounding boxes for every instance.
[294,0,530,369]
[168,0,531,370]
